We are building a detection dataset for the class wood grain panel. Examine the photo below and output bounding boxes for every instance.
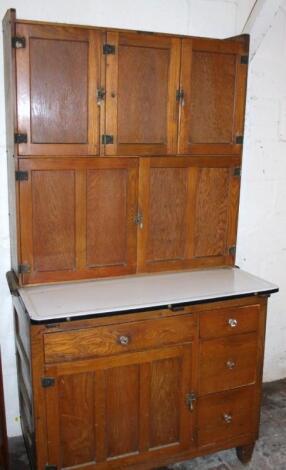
[86,169,128,267]
[150,357,181,448]
[31,170,75,272]
[30,38,88,144]
[106,365,139,457]
[58,373,95,467]
[194,168,229,257]
[199,333,258,395]
[147,167,188,262]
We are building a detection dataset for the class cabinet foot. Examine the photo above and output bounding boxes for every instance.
[236,442,255,464]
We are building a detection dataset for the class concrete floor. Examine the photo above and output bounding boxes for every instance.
[8,378,286,470]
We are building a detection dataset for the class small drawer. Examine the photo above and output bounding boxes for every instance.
[44,314,196,363]
[199,304,260,339]
[198,387,257,447]
[199,332,258,395]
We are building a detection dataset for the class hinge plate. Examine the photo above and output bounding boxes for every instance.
[15,171,28,181]
[102,134,114,145]
[103,43,115,54]
[41,377,55,388]
[12,36,26,49]
[236,135,243,145]
[45,465,57,470]
[18,264,31,274]
[233,167,241,177]
[229,245,236,256]
[14,133,28,144]
[176,89,184,102]
[241,55,249,64]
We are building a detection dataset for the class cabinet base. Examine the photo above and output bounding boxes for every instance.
[236,443,255,464]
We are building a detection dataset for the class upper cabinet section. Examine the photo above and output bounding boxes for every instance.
[104,32,181,156]
[13,21,248,157]
[178,38,249,155]
[15,23,103,156]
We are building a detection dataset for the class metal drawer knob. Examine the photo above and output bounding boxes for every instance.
[223,413,232,424]
[228,318,238,328]
[226,359,236,369]
[118,335,129,345]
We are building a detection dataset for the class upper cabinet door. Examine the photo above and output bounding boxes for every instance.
[178,37,249,155]
[104,32,181,156]
[15,24,103,156]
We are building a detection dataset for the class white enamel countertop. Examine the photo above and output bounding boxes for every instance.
[18,268,278,322]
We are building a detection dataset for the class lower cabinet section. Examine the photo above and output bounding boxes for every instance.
[13,295,267,470]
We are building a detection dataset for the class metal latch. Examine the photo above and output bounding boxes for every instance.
[41,377,55,388]
[186,392,196,411]
[97,87,106,104]
[14,133,27,144]
[134,211,143,229]
[12,36,26,48]
[103,44,116,54]
[176,89,184,103]
[102,135,114,145]
[15,171,28,181]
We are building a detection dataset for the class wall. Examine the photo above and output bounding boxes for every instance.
[0,0,239,438]
[236,0,286,381]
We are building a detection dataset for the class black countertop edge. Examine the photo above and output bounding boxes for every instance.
[29,288,279,325]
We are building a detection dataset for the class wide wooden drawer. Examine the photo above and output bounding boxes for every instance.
[199,332,258,395]
[199,304,260,339]
[198,386,257,447]
[44,314,196,363]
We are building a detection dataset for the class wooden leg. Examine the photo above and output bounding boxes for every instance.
[236,442,255,464]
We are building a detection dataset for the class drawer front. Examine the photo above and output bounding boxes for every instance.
[198,386,257,447]
[199,304,260,339]
[44,314,196,363]
[199,333,258,395]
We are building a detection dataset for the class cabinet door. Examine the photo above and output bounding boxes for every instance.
[18,158,138,284]
[105,32,180,155]
[15,24,103,156]
[178,37,249,155]
[44,344,194,469]
[137,157,240,273]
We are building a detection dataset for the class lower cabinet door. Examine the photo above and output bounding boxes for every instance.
[44,343,194,469]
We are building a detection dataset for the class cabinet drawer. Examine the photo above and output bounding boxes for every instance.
[44,314,196,363]
[199,333,258,395]
[198,387,257,447]
[199,304,260,339]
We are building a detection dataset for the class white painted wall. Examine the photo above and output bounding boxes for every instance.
[0,0,284,437]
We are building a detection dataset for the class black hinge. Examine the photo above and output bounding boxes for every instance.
[102,134,114,145]
[14,133,28,144]
[229,245,236,256]
[15,171,28,181]
[236,135,243,144]
[41,377,55,388]
[233,167,241,177]
[176,89,184,102]
[241,55,249,64]
[18,264,31,274]
[12,36,26,49]
[103,43,116,54]
[45,465,57,470]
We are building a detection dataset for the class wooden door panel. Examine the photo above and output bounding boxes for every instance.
[178,37,249,155]
[19,158,138,285]
[44,344,193,469]
[15,24,102,156]
[105,32,180,155]
[138,157,240,273]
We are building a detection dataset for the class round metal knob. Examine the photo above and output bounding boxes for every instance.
[118,335,129,345]
[223,413,232,424]
[228,318,238,328]
[226,359,236,369]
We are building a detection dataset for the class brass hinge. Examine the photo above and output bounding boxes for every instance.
[12,36,26,49]
[236,135,243,144]
[14,133,28,144]
[134,211,143,228]
[103,43,116,54]
[102,134,114,145]
[186,392,196,412]
[41,377,55,388]
[241,55,249,64]
[229,245,236,256]
[176,89,184,102]
[233,167,241,177]
[18,264,31,274]
[45,465,57,470]
[15,171,28,181]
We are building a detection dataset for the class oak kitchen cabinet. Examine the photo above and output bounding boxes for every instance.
[3,8,278,470]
